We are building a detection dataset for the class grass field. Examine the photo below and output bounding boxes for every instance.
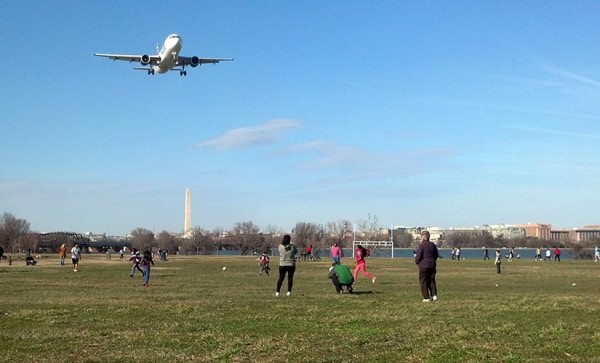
[1,253,599,363]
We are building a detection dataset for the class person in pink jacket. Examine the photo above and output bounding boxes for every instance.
[330,242,342,264]
[353,245,376,284]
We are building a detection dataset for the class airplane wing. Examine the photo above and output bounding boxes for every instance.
[93,53,161,64]
[178,56,234,66]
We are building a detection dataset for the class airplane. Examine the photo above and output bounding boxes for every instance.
[94,34,233,76]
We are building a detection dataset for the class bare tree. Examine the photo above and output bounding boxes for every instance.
[262,224,283,253]
[326,220,353,248]
[293,222,324,252]
[19,233,40,253]
[356,213,381,241]
[231,221,261,255]
[0,212,31,253]
[156,230,180,254]
[129,228,155,252]
[184,227,214,255]
[393,231,415,248]
[211,226,226,250]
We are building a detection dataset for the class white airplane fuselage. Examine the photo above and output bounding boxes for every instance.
[94,33,232,76]
[154,34,183,74]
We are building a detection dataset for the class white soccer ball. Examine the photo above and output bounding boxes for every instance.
[222,266,227,271]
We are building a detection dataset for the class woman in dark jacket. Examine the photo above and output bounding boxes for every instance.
[415,230,439,302]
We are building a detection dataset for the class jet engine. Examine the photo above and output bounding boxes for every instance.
[141,55,151,65]
[190,56,200,67]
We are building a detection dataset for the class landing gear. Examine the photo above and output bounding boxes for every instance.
[147,68,155,75]
[180,70,187,76]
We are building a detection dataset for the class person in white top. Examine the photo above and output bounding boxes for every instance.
[71,243,81,272]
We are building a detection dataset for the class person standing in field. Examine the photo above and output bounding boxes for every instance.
[495,249,502,274]
[140,250,154,287]
[330,242,342,264]
[275,235,298,297]
[353,245,376,284]
[545,248,552,261]
[595,246,600,262]
[554,247,561,262]
[59,243,67,266]
[535,248,542,261]
[71,243,81,272]
[415,231,438,302]
[483,247,490,260]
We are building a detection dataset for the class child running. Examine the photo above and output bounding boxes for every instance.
[259,252,270,276]
[140,250,155,287]
[129,248,143,277]
[353,245,376,284]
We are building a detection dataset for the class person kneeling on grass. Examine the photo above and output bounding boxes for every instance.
[328,263,354,294]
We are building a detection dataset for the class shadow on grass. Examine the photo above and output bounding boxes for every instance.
[350,291,376,295]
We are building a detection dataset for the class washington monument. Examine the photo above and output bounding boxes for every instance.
[184,187,192,237]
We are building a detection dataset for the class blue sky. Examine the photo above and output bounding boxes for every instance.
[1,1,599,235]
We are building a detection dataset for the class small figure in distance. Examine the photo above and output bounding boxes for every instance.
[328,262,354,294]
[140,250,155,287]
[305,244,313,256]
[71,243,81,272]
[275,235,298,297]
[59,243,67,266]
[330,242,342,264]
[259,252,270,276]
[535,247,542,261]
[415,231,439,302]
[495,248,502,274]
[129,248,143,277]
[554,247,561,262]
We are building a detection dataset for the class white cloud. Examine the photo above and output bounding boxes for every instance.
[196,119,300,150]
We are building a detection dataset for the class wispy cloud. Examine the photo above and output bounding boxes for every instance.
[542,65,600,88]
[286,140,454,178]
[196,119,300,150]
[495,122,600,139]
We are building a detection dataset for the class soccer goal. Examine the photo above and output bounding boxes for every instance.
[352,225,396,258]
[352,240,395,258]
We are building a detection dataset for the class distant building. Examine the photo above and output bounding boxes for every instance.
[517,223,552,240]
[483,224,525,240]
[552,226,600,242]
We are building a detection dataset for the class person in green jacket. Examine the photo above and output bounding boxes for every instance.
[328,263,354,294]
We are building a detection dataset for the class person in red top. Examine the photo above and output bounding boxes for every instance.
[554,247,561,262]
[353,245,376,284]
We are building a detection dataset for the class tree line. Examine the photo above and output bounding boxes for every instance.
[2,212,598,257]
